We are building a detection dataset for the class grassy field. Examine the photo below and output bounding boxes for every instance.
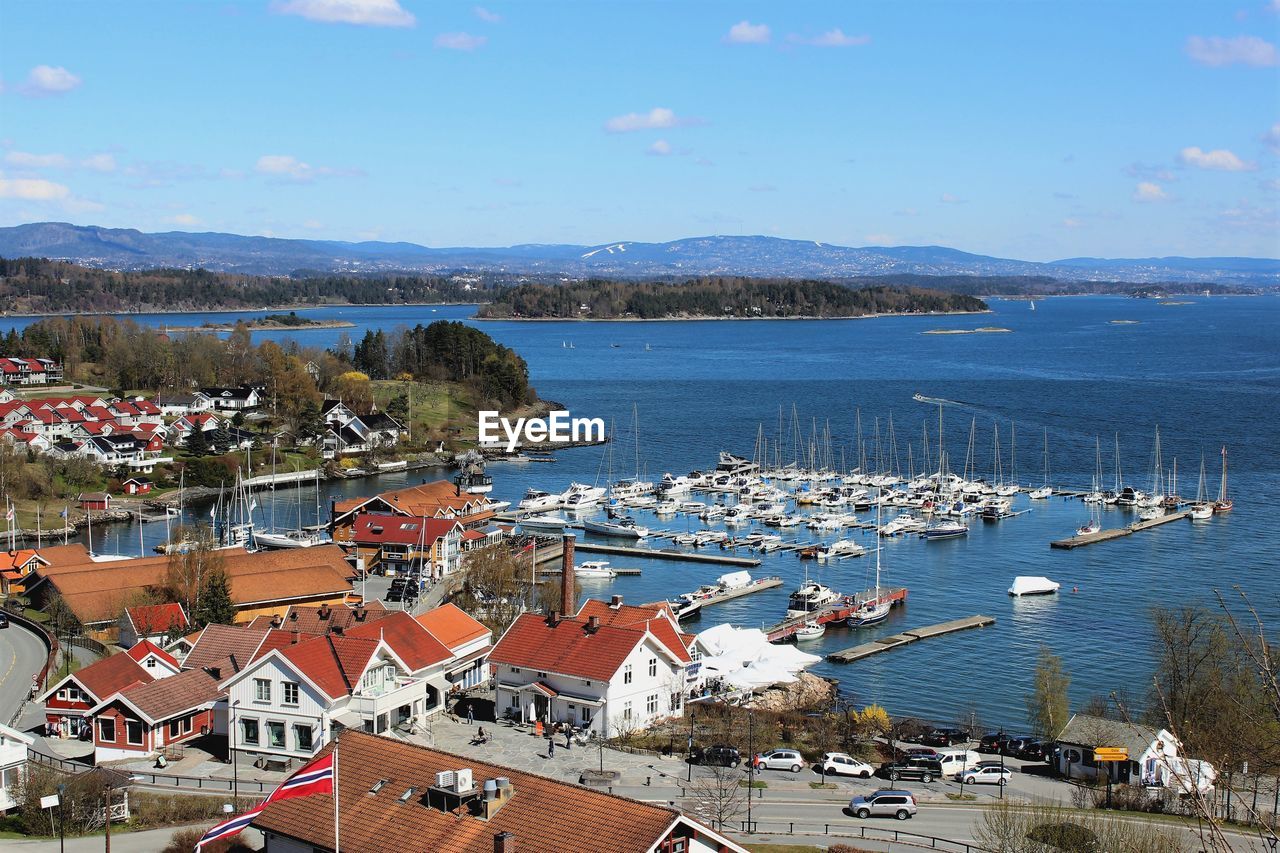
[370,378,482,445]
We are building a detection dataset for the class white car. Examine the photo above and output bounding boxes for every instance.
[754,748,805,772]
[962,765,1012,785]
[818,752,874,778]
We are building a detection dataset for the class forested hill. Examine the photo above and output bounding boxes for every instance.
[0,257,482,314]
[475,278,989,320]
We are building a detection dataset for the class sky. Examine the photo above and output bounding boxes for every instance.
[0,0,1277,261]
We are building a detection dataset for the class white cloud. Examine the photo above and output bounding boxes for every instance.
[4,151,70,169]
[1185,35,1277,67]
[788,29,871,47]
[80,153,117,172]
[170,213,200,226]
[1264,122,1280,154]
[725,20,771,44]
[939,192,966,204]
[647,139,673,156]
[603,107,700,133]
[434,32,487,50]
[1124,162,1175,182]
[0,177,70,200]
[255,154,361,182]
[1134,181,1169,202]
[473,6,502,23]
[17,65,81,96]
[1177,146,1257,171]
[272,0,415,27]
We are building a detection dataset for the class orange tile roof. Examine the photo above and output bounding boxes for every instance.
[252,730,717,853]
[344,610,452,672]
[248,601,390,635]
[184,624,272,673]
[125,640,180,670]
[108,663,225,722]
[125,602,188,636]
[0,549,44,572]
[576,599,691,664]
[53,652,154,703]
[489,613,648,682]
[414,603,489,651]
[279,634,380,698]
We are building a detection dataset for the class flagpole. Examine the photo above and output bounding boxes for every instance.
[332,741,340,853]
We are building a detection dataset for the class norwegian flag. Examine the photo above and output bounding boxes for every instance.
[195,752,334,850]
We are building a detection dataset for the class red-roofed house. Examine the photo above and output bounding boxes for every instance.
[124,639,182,677]
[39,648,157,739]
[119,602,189,647]
[89,663,226,762]
[346,514,463,580]
[1,549,47,597]
[221,611,455,763]
[489,597,692,735]
[415,603,492,692]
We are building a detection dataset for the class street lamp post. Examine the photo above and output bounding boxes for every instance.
[56,783,65,853]
[746,711,754,833]
[686,709,695,783]
[998,726,1005,801]
[231,699,241,806]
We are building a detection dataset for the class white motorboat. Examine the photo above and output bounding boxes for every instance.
[611,478,655,499]
[582,517,649,539]
[694,530,729,546]
[786,577,842,617]
[655,500,680,514]
[1028,486,1053,500]
[520,514,571,532]
[518,489,561,512]
[776,514,803,528]
[922,519,968,540]
[1008,575,1060,596]
[679,501,706,513]
[561,482,607,510]
[673,532,698,546]
[576,560,617,579]
[1138,505,1165,521]
[794,621,826,641]
[699,505,726,521]
[659,473,693,493]
[817,539,866,561]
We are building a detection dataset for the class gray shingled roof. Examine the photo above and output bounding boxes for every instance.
[1056,713,1162,755]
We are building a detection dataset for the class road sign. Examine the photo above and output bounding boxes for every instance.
[1093,747,1129,762]
[39,794,59,810]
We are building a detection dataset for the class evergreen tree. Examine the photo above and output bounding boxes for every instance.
[194,569,236,627]
[186,426,210,456]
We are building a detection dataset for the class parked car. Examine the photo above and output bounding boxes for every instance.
[846,789,918,820]
[904,746,942,760]
[0,612,8,629]
[754,748,804,772]
[690,745,741,767]
[878,757,943,783]
[978,732,1014,754]
[1015,740,1049,762]
[962,765,1013,785]
[1002,735,1036,756]
[922,727,969,747]
[936,749,982,777]
[817,752,874,778]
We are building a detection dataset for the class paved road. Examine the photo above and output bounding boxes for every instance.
[0,826,264,852]
[0,620,48,724]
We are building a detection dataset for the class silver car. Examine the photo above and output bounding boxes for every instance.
[754,748,805,772]
[847,789,918,820]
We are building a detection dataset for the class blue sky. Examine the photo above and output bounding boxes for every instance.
[1,0,1277,260]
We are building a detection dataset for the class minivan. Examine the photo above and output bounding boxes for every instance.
[937,749,981,776]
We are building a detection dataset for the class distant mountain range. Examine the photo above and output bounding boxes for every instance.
[1,222,1276,284]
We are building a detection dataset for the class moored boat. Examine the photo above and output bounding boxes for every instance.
[1008,575,1060,596]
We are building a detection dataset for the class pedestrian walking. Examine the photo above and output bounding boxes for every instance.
[466,704,474,725]
[548,738,556,758]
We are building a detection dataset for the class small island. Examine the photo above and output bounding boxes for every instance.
[475,278,988,321]
[922,326,1012,335]
[168,312,355,332]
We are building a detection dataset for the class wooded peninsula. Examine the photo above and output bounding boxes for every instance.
[475,278,989,320]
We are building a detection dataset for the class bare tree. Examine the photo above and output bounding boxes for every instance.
[688,764,746,832]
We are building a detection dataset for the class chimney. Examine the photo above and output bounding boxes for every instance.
[494,832,515,853]
[291,629,301,644]
[585,615,600,634]
[483,778,516,821]
[332,625,344,636]
[546,610,561,627]
[270,615,282,629]
[354,608,367,622]
[204,665,221,680]
[560,535,576,616]
[609,594,623,610]
[319,603,331,620]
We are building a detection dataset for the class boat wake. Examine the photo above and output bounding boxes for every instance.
[912,393,966,406]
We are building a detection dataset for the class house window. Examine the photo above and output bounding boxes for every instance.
[646,694,658,715]
[622,701,632,721]
[242,718,260,745]
[648,657,657,678]
[537,671,548,679]
[294,724,314,752]
[509,694,520,710]
[126,719,143,746]
[510,667,521,674]
[183,716,193,734]
[168,719,180,738]
[623,664,632,685]
[581,706,591,723]
[254,679,271,702]
[282,682,299,706]
[670,692,682,712]
[145,658,156,668]
[98,718,116,742]
[267,721,286,749]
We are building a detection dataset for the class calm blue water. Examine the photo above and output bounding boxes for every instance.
[11,295,1279,729]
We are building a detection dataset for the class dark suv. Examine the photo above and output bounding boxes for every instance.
[978,732,1014,754]
[1015,740,1048,761]
[878,757,943,783]
[690,745,741,767]
[922,727,969,747]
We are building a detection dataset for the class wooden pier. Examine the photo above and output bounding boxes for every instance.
[675,577,783,620]
[765,587,909,642]
[572,542,761,567]
[827,615,996,663]
[539,567,643,576]
[1050,508,1191,549]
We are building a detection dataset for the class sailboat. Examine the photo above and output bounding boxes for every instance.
[847,494,891,628]
[254,470,333,549]
[1214,446,1233,513]
[1076,471,1102,535]
[1028,428,1053,499]
[1190,454,1214,520]
[1083,438,1104,503]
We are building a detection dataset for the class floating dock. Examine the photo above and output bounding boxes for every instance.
[674,577,783,620]
[539,567,642,576]
[572,542,761,566]
[827,615,996,663]
[765,587,909,642]
[1050,508,1191,549]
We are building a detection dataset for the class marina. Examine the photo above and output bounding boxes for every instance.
[1050,508,1193,549]
[571,541,762,567]
[827,615,997,663]
[765,587,909,642]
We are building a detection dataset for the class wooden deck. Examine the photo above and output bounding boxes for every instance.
[539,567,643,576]
[827,615,996,663]
[765,587,909,642]
[572,542,761,566]
[1050,508,1191,549]
[675,577,784,620]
